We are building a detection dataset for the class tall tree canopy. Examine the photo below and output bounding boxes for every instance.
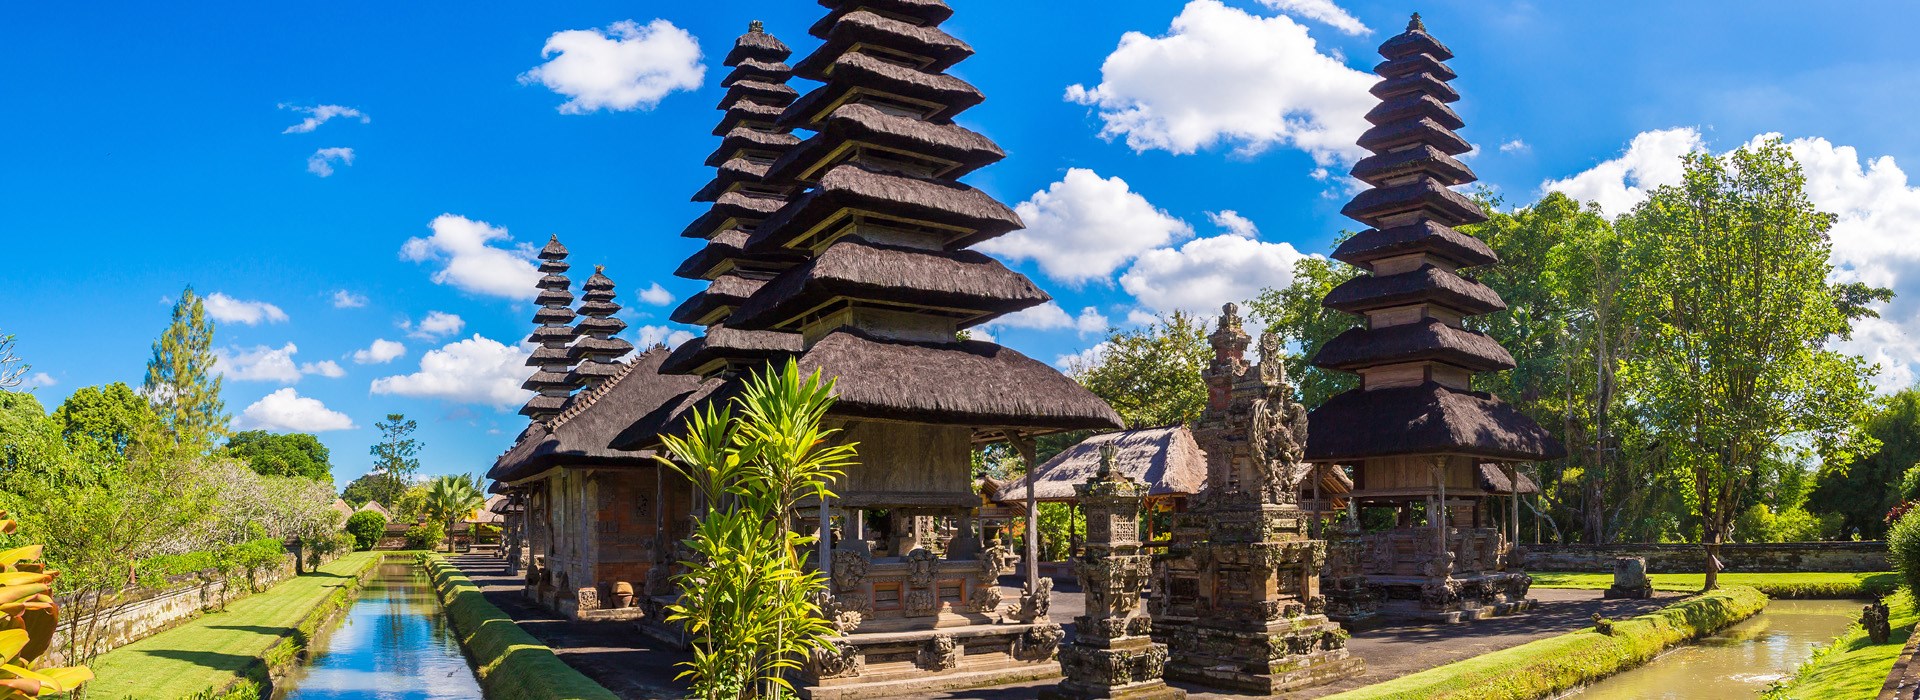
[1067,311,1209,429]
[1248,256,1362,409]
[368,413,420,506]
[143,287,226,451]
[1621,138,1877,588]
[1809,388,1920,539]
[53,382,162,468]
[225,430,334,483]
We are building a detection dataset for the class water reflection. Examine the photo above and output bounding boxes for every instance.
[1574,598,1864,699]
[274,563,484,700]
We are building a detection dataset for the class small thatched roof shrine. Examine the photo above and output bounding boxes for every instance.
[992,427,1206,503]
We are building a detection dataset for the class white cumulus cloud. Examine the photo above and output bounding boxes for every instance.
[977,169,1192,285]
[985,303,1109,337]
[331,290,368,308]
[300,360,345,378]
[236,388,356,432]
[217,343,304,384]
[1064,0,1375,169]
[634,325,696,349]
[370,334,532,409]
[22,372,57,389]
[1541,127,1705,217]
[519,19,705,114]
[1206,210,1259,238]
[205,293,288,325]
[352,339,407,364]
[400,214,542,299]
[306,147,354,177]
[1258,0,1371,35]
[279,103,369,134]
[637,282,675,306]
[403,311,466,340]
[1499,139,1530,154]
[1121,232,1309,316]
[1056,342,1112,372]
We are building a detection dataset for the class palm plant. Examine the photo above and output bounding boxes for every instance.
[423,473,485,551]
[658,359,858,699]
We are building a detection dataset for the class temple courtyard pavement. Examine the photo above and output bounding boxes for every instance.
[446,553,1678,699]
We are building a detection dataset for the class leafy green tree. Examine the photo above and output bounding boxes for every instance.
[1067,311,1209,428]
[1809,388,1920,539]
[1248,255,1363,409]
[225,430,333,482]
[53,383,162,469]
[368,413,420,507]
[423,473,485,545]
[339,472,386,508]
[345,510,387,550]
[1620,139,1879,589]
[143,287,226,452]
[392,484,430,524]
[0,332,26,389]
[659,359,855,698]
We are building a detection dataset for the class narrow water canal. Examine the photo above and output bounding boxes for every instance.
[273,562,485,700]
[1573,598,1863,698]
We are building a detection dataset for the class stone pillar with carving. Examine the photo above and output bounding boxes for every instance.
[1045,446,1184,700]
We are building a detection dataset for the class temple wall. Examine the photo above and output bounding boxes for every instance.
[523,466,694,619]
[1524,542,1888,573]
[43,552,304,665]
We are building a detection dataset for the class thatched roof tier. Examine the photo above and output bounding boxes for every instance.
[528,325,575,343]
[1312,318,1516,373]
[537,273,571,291]
[567,360,623,381]
[538,259,569,274]
[723,58,792,87]
[670,273,767,325]
[678,192,786,239]
[724,23,791,66]
[990,426,1206,503]
[1341,178,1488,228]
[576,300,620,317]
[1365,93,1463,129]
[794,11,973,80]
[767,104,1005,183]
[1307,382,1566,462]
[788,329,1122,430]
[693,159,791,203]
[573,315,626,336]
[1331,221,1498,270]
[526,345,571,366]
[531,306,575,325]
[1370,72,1459,103]
[608,379,726,452]
[1357,116,1470,156]
[744,164,1022,253]
[658,324,803,376]
[713,101,788,136]
[534,289,573,307]
[518,394,568,419]
[673,230,804,280]
[717,80,798,110]
[1474,463,1539,495]
[810,0,954,37]
[583,269,614,291]
[1378,16,1453,61]
[567,336,631,358]
[539,235,568,259]
[490,349,705,483]
[1350,145,1475,188]
[704,128,800,168]
[521,370,570,391]
[781,53,984,128]
[726,237,1050,331]
[1375,53,1456,81]
[1323,264,1506,316]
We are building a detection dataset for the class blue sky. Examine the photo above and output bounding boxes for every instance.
[6,1,1918,485]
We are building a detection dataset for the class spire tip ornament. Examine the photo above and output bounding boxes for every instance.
[1409,13,1425,32]
[749,19,763,33]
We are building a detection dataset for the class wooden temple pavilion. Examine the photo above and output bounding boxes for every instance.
[623,5,1124,697]
[1306,14,1565,625]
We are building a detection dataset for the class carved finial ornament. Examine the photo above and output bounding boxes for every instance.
[750,20,764,33]
[1408,13,1424,32]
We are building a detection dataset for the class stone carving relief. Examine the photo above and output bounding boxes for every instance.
[905,548,938,588]
[918,634,959,671]
[810,640,862,679]
[1012,623,1064,661]
[1006,577,1052,623]
[832,550,870,593]
[905,589,938,618]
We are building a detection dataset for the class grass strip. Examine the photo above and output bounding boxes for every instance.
[1530,571,1898,598]
[1325,585,1769,700]
[86,551,380,699]
[422,554,620,700]
[1761,589,1916,699]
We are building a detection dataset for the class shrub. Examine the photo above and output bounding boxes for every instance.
[404,520,444,551]
[1890,509,1920,596]
[1,509,95,697]
[345,511,386,550]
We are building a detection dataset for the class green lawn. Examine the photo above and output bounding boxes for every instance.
[87,551,378,699]
[1763,589,1916,699]
[1531,571,1898,598]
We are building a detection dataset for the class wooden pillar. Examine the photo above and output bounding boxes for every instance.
[818,496,832,581]
[1310,464,1322,538]
[1010,431,1041,596]
[1433,457,1448,571]
[1506,463,1521,568]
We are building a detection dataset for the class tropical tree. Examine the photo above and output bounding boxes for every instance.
[225,430,333,482]
[1248,255,1363,409]
[1620,139,1878,589]
[368,414,420,507]
[1067,311,1210,428]
[339,473,387,509]
[659,359,856,698]
[52,383,162,473]
[1809,388,1920,538]
[142,287,226,452]
[423,474,485,547]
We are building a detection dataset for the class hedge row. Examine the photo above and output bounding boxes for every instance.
[1326,586,1771,700]
[422,555,620,700]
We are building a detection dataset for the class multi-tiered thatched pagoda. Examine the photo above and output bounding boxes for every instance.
[520,236,578,421]
[1307,14,1564,624]
[635,4,1123,697]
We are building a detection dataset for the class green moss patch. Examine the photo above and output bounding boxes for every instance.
[1326,586,1770,700]
[422,555,620,700]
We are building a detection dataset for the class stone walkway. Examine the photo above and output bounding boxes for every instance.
[448,555,1677,699]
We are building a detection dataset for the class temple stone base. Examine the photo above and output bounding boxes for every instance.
[800,622,1064,700]
[1163,615,1361,694]
[1329,572,1535,625]
[1044,637,1185,700]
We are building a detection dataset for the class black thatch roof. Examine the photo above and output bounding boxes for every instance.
[526,345,570,366]
[1475,462,1539,495]
[608,378,727,452]
[713,100,788,136]
[724,25,791,66]
[517,394,567,419]
[716,80,798,111]
[722,58,791,87]
[1312,318,1515,373]
[670,273,766,325]
[794,11,972,80]
[1323,264,1506,316]
[673,230,805,281]
[1341,177,1488,228]
[1358,116,1471,156]
[1306,382,1566,462]
[1371,72,1458,103]
[727,237,1049,330]
[1350,145,1475,188]
[539,235,568,259]
[531,307,574,325]
[1378,18,1453,61]
[1375,53,1456,81]
[658,324,804,376]
[1365,93,1463,129]
[811,0,953,38]
[781,52,984,128]
[745,164,1022,253]
[528,325,575,344]
[768,104,1004,183]
[703,128,800,168]
[679,191,786,239]
[692,158,774,202]
[489,348,707,483]
[991,426,1206,503]
[534,289,573,307]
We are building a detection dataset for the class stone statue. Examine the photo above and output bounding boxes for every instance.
[1248,338,1310,506]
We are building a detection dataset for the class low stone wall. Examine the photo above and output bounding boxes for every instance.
[43,552,306,665]
[1525,541,1888,573]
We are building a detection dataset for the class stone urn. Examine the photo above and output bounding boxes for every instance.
[1603,557,1653,599]
[612,581,636,608]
